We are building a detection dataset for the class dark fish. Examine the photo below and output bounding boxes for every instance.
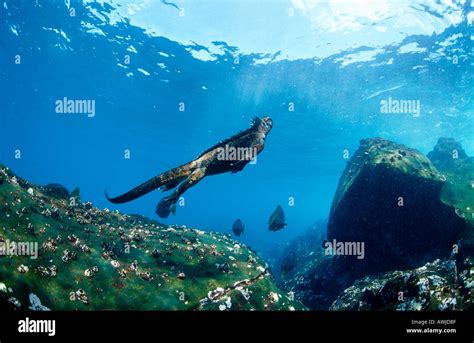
[42,183,70,198]
[268,205,286,231]
[281,251,296,277]
[70,187,81,202]
[232,219,244,237]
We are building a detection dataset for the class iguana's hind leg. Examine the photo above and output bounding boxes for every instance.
[105,161,196,204]
[156,167,207,218]
[160,176,186,191]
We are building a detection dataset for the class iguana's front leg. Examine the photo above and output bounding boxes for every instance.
[155,167,206,218]
[230,143,263,173]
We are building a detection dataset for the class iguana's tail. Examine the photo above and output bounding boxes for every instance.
[105,161,196,204]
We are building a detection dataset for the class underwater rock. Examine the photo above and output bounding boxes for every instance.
[427,137,469,169]
[276,221,351,310]
[282,252,373,310]
[327,138,467,274]
[275,220,326,280]
[281,139,472,310]
[0,165,303,311]
[330,256,473,311]
[427,138,474,227]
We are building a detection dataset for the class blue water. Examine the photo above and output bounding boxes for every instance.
[1,0,473,257]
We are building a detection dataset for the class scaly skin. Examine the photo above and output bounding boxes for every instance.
[105,116,273,218]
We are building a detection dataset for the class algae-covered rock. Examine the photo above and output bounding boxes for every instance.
[275,221,325,282]
[276,221,369,310]
[327,138,466,273]
[330,256,473,311]
[279,138,472,311]
[275,221,341,310]
[282,255,362,310]
[0,165,303,311]
[428,138,474,228]
[427,137,469,169]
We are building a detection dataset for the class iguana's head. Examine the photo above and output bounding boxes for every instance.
[259,116,273,134]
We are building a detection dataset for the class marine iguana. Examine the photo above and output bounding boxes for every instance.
[105,116,273,218]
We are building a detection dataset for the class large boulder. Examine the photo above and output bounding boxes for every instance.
[327,138,466,274]
[280,138,471,310]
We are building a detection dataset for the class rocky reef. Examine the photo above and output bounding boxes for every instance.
[280,138,472,311]
[2,137,471,312]
[330,256,473,311]
[273,220,326,281]
[276,221,340,310]
[428,137,470,170]
[328,138,466,273]
[0,165,303,311]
